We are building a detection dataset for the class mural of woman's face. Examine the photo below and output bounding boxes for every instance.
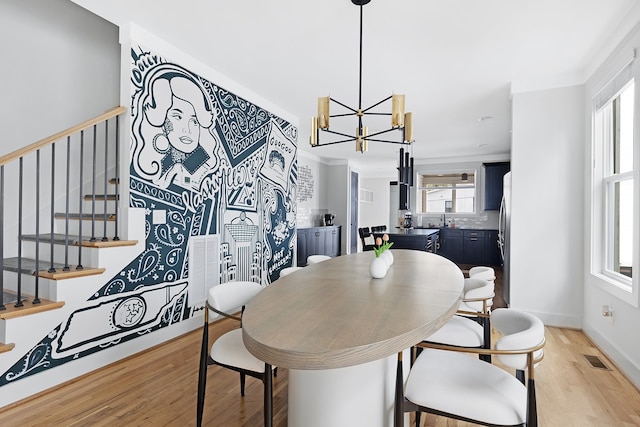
[164,96,200,153]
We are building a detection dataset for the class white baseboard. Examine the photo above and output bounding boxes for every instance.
[583,320,640,390]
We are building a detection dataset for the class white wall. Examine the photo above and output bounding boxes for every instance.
[327,163,351,254]
[511,85,585,328]
[0,0,120,157]
[359,177,390,229]
[297,151,329,228]
[358,177,390,251]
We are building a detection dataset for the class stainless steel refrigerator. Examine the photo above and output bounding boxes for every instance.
[498,171,511,306]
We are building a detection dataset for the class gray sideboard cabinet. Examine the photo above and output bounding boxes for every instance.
[296,226,341,266]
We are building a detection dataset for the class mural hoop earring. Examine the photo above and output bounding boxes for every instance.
[153,133,170,154]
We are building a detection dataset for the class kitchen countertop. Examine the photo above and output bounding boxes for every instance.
[387,228,440,235]
[413,226,498,231]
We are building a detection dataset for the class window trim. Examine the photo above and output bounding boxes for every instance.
[590,72,638,307]
[604,172,633,286]
[415,169,478,216]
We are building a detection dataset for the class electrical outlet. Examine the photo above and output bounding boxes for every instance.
[153,209,166,225]
[602,304,614,324]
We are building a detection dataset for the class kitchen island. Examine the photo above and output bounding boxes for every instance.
[375,227,440,252]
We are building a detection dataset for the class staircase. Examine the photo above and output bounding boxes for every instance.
[0,106,141,355]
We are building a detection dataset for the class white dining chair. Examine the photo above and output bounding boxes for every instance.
[469,266,495,287]
[458,276,494,313]
[279,266,304,278]
[307,254,331,265]
[197,281,275,427]
[469,265,495,279]
[423,277,494,361]
[395,308,545,427]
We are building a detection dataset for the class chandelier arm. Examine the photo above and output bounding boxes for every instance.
[331,112,359,118]
[364,138,411,145]
[321,128,358,139]
[366,127,404,138]
[330,97,358,113]
[362,112,392,116]
[362,95,393,113]
[315,138,358,147]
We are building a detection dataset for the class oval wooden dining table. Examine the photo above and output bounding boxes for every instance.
[242,249,464,427]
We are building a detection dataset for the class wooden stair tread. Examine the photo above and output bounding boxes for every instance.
[38,266,106,280]
[0,297,65,320]
[0,342,15,354]
[2,257,105,279]
[54,212,117,221]
[21,234,137,248]
[80,239,137,248]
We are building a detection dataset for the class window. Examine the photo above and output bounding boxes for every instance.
[416,172,475,214]
[593,79,635,290]
[359,188,374,203]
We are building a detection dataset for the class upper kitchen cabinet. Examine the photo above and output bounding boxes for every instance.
[483,162,510,210]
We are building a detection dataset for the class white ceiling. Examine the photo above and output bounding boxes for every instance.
[73,0,640,174]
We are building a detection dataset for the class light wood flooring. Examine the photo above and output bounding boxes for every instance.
[0,316,639,426]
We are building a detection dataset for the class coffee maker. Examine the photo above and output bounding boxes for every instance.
[323,213,335,226]
[403,211,412,228]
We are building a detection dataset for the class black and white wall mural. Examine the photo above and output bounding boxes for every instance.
[0,44,297,385]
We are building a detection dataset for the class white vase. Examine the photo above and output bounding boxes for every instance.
[369,257,387,279]
[380,249,394,267]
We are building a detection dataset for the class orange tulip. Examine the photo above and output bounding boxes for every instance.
[375,237,383,246]
[382,234,389,242]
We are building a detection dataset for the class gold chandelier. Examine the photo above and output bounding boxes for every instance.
[309,0,414,153]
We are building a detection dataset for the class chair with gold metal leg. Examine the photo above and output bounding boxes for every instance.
[422,277,494,361]
[468,265,495,307]
[396,308,545,427]
[197,281,275,427]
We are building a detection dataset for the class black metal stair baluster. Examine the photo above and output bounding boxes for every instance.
[77,130,84,270]
[102,120,108,242]
[16,157,24,307]
[0,165,4,311]
[63,136,71,271]
[34,150,41,304]
[90,124,97,242]
[113,115,120,241]
[49,143,56,273]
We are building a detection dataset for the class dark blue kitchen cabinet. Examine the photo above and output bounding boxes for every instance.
[439,228,463,264]
[483,162,510,210]
[463,230,486,265]
[462,230,500,266]
[439,228,500,266]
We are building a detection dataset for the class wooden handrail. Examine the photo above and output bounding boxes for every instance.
[0,106,125,167]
